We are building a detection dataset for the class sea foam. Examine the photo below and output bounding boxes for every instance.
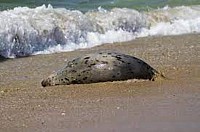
[0,5,200,58]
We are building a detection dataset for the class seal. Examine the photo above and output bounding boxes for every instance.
[41,52,161,87]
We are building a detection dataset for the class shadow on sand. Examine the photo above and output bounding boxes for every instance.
[0,55,8,62]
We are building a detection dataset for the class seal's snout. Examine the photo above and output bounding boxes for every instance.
[41,79,48,87]
[41,77,52,87]
[41,73,57,87]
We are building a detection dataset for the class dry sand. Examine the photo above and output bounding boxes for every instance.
[0,34,200,132]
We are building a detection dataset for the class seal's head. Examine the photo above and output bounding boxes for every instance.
[41,74,57,87]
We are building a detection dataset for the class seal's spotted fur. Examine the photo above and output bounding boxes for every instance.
[41,52,159,87]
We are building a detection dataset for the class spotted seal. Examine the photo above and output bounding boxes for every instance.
[41,52,161,87]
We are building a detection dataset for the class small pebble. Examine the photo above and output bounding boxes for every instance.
[116,107,120,110]
[61,112,66,116]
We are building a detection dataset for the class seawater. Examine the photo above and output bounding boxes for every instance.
[1,0,200,11]
[0,0,200,58]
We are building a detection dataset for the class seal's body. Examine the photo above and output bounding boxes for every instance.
[41,52,159,87]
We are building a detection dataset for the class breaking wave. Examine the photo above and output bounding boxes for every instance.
[0,4,200,58]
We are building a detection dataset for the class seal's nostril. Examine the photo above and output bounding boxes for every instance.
[41,80,47,87]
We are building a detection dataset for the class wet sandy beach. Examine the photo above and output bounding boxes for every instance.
[0,34,200,132]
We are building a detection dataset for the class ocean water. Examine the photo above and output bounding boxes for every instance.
[0,0,200,58]
[1,0,200,11]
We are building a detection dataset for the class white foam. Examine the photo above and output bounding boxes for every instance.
[139,5,200,37]
[1,5,200,58]
[34,29,135,55]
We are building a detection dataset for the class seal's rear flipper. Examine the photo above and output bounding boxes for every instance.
[151,70,169,81]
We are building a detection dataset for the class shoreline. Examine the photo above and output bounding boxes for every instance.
[0,34,200,131]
